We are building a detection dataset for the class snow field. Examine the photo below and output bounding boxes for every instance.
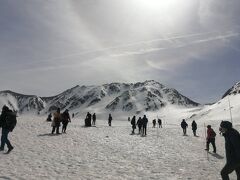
[0,115,239,180]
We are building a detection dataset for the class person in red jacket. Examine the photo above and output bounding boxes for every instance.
[205,125,216,153]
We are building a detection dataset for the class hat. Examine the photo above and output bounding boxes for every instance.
[220,121,232,129]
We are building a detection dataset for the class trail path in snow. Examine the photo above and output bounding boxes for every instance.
[0,115,237,180]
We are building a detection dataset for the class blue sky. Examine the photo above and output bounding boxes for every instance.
[0,0,240,104]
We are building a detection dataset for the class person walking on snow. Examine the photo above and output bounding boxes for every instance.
[181,119,188,135]
[219,121,240,180]
[108,114,112,126]
[92,113,96,126]
[51,108,61,134]
[152,119,156,128]
[158,118,162,128]
[137,117,143,134]
[191,120,197,136]
[0,105,16,154]
[205,125,216,153]
[131,116,136,134]
[61,109,71,133]
[142,115,148,136]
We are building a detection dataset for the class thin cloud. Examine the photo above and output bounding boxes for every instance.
[110,31,240,57]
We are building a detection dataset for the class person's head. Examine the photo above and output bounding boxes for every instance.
[219,121,232,134]
[65,109,69,112]
[57,108,60,113]
[182,119,185,122]
[2,105,9,112]
[207,125,211,129]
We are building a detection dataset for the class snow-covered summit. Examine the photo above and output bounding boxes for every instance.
[222,81,240,98]
[0,80,199,114]
[0,90,45,113]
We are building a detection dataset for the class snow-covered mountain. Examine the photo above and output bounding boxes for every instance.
[0,80,199,114]
[0,90,45,113]
[186,81,240,123]
[222,81,240,98]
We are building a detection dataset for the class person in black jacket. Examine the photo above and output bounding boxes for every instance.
[152,119,156,128]
[108,114,112,126]
[158,119,162,128]
[136,117,142,134]
[61,109,71,133]
[191,120,197,136]
[181,119,188,135]
[131,116,136,134]
[142,115,148,136]
[0,105,16,153]
[220,121,240,180]
[92,113,96,126]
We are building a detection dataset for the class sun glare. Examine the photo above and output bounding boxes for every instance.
[137,0,178,11]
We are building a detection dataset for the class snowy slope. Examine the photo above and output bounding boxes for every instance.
[0,114,238,180]
[1,82,240,179]
[186,81,240,125]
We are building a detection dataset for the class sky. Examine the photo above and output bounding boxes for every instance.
[0,0,240,104]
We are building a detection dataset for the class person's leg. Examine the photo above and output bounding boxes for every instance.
[194,130,197,136]
[221,164,235,180]
[205,140,210,151]
[3,129,12,149]
[65,123,68,132]
[211,139,216,153]
[0,129,7,150]
[56,126,60,134]
[52,126,56,134]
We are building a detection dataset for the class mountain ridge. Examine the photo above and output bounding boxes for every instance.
[0,80,200,114]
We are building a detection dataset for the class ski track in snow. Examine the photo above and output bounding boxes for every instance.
[0,115,238,180]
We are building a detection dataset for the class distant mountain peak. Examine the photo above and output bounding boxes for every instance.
[0,80,200,114]
[222,81,240,98]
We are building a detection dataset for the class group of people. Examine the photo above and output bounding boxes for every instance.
[50,108,71,134]
[152,118,162,128]
[180,119,198,136]
[181,119,217,153]
[85,112,96,127]
[1,105,240,179]
[180,118,240,179]
[130,115,149,136]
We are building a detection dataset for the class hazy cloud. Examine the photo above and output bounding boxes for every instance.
[0,0,240,103]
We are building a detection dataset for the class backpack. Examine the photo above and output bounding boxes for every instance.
[5,111,17,132]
